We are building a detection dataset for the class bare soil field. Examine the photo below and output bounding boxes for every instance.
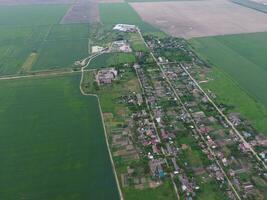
[131,0,267,38]
[60,0,99,24]
[0,0,74,5]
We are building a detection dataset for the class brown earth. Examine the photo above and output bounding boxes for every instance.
[60,0,99,24]
[130,0,267,38]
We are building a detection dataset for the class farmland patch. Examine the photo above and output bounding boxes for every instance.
[130,0,267,38]
[0,74,119,200]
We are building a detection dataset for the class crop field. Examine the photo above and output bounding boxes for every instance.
[130,0,267,38]
[0,74,119,200]
[33,39,88,70]
[0,5,91,74]
[33,23,89,70]
[190,32,267,134]
[99,3,159,33]
[0,5,69,26]
[88,53,136,69]
[0,25,49,75]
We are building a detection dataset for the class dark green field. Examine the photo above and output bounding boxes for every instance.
[190,32,267,134]
[0,75,119,200]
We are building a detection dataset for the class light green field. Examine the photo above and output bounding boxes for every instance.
[88,53,136,69]
[0,74,119,200]
[99,3,159,33]
[190,32,267,134]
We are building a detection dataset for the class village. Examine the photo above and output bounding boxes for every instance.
[88,25,267,200]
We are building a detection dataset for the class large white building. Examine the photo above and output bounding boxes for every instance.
[113,24,138,32]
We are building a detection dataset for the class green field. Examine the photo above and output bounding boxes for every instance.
[190,32,267,134]
[99,3,159,33]
[0,5,69,26]
[0,5,90,74]
[89,53,136,69]
[0,74,119,200]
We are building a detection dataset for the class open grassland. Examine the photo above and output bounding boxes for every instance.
[131,0,267,38]
[0,5,69,26]
[190,32,267,135]
[0,5,90,74]
[88,53,136,69]
[99,3,160,33]
[0,74,119,200]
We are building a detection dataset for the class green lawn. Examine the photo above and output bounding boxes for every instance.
[190,32,267,135]
[99,3,159,33]
[0,74,119,200]
[88,53,136,69]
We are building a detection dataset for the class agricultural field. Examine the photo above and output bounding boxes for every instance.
[0,74,119,200]
[130,0,267,38]
[190,32,267,135]
[32,23,90,70]
[99,3,160,33]
[88,53,136,69]
[0,4,90,75]
[0,5,69,26]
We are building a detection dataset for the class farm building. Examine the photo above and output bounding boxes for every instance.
[96,68,118,84]
[113,24,138,32]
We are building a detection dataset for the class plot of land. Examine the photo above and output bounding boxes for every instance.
[61,0,99,24]
[190,32,267,134]
[131,0,267,38]
[0,74,119,200]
